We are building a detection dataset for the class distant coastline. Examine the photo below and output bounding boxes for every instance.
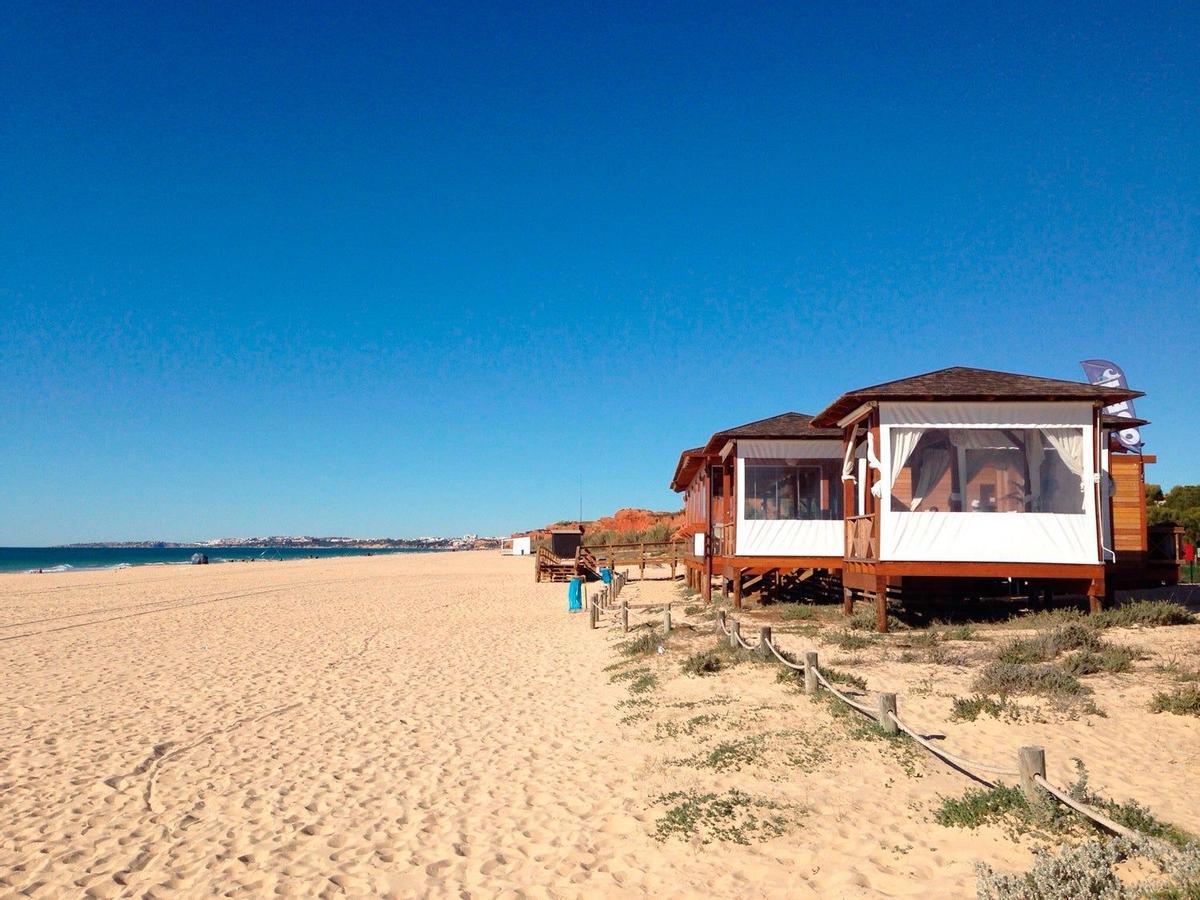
[0,540,492,575]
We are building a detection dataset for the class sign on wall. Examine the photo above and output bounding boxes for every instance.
[1080,359,1142,450]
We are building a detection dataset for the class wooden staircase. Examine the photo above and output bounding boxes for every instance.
[535,547,578,582]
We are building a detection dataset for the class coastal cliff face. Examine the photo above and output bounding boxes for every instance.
[520,508,684,541]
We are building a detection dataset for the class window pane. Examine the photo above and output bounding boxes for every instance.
[889,427,1086,514]
[744,461,839,520]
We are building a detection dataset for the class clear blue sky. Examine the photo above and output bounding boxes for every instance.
[1,2,1196,544]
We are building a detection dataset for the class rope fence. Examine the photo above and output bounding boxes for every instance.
[595,599,1155,842]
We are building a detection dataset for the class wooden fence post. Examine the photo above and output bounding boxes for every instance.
[729,619,740,650]
[621,601,629,633]
[1019,747,1046,801]
[878,693,898,734]
[804,652,819,694]
[759,626,772,662]
[716,609,726,635]
[663,604,672,634]
[588,601,598,630]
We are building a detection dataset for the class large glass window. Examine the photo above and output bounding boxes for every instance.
[744,460,841,520]
[888,428,1086,514]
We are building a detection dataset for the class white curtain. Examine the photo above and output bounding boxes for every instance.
[1043,427,1084,486]
[884,428,922,502]
[867,430,887,497]
[911,448,950,510]
[841,425,861,482]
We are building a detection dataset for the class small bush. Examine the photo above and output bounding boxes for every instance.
[827,629,874,651]
[653,789,795,845]
[629,672,658,694]
[1093,600,1195,629]
[934,784,1030,830]
[1059,642,1142,676]
[849,607,906,632]
[950,694,1012,722]
[941,624,978,642]
[681,651,724,677]
[973,661,1090,699]
[821,666,867,691]
[780,604,817,621]
[1151,686,1200,717]
[997,623,1102,665]
[619,629,662,657]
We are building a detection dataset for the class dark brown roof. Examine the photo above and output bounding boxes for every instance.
[708,412,842,443]
[669,448,707,492]
[670,413,840,491]
[1102,413,1149,429]
[811,367,1143,427]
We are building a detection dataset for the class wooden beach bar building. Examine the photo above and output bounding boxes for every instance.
[671,413,846,608]
[809,367,1145,630]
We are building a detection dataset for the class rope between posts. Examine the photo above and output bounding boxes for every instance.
[764,636,806,671]
[887,712,1019,779]
[811,667,875,717]
[1033,775,1139,840]
[735,630,757,652]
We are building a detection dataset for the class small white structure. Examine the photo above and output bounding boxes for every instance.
[510,536,532,556]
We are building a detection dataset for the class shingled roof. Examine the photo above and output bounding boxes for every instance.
[670,413,841,491]
[811,367,1143,427]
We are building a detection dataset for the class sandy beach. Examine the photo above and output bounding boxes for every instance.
[2,551,1197,898]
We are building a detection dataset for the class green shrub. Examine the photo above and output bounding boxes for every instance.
[973,661,1089,699]
[941,624,979,641]
[849,607,906,632]
[1059,642,1142,676]
[780,604,818,621]
[629,672,659,694]
[826,629,874,651]
[653,789,795,845]
[821,666,867,691]
[1093,600,1195,629]
[950,694,1012,722]
[681,650,724,677]
[934,784,1030,830]
[1151,686,1200,717]
[619,629,662,657]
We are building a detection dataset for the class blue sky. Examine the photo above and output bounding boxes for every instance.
[1,2,1196,544]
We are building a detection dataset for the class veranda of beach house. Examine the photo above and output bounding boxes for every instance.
[810,367,1143,631]
[671,413,845,608]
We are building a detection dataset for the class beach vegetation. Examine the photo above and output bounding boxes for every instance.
[976,836,1200,900]
[780,604,818,621]
[680,650,725,676]
[1150,686,1200,717]
[949,694,1015,722]
[825,629,875,651]
[973,661,1089,700]
[629,672,659,694]
[652,789,794,845]
[619,629,662,657]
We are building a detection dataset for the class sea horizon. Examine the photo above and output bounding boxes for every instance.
[0,545,445,575]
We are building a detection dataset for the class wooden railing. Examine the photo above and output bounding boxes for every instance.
[585,540,687,579]
[846,514,878,561]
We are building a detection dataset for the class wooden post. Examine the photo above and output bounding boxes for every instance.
[1018,746,1046,801]
[621,601,629,633]
[759,626,772,662]
[874,576,889,633]
[878,693,898,734]
[717,609,726,635]
[843,587,854,616]
[588,601,598,630]
[639,542,646,581]
[663,604,672,634]
[1087,578,1105,614]
[733,573,743,611]
[804,652,819,694]
[703,555,713,605]
[729,619,740,650]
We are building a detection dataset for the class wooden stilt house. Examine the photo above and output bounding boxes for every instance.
[809,367,1145,631]
[670,413,844,608]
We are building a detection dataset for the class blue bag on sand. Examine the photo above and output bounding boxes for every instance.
[600,567,612,584]
[568,577,583,611]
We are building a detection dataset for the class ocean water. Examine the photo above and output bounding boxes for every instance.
[0,546,438,574]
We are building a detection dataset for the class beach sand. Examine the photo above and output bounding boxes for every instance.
[1,551,1196,897]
